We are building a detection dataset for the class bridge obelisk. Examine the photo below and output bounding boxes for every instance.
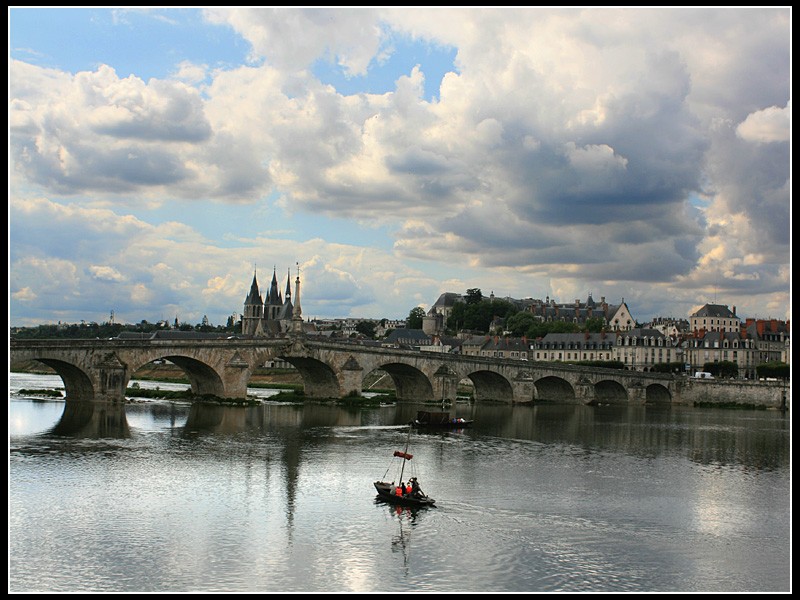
[288,263,306,353]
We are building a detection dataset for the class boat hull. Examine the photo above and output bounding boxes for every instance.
[411,419,473,429]
[412,410,473,429]
[374,481,436,507]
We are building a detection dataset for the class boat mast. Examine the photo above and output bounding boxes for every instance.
[398,425,412,483]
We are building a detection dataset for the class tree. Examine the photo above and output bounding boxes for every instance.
[703,361,738,379]
[465,288,483,304]
[756,362,789,380]
[506,312,537,337]
[355,320,377,339]
[407,307,426,329]
[584,317,605,333]
[446,297,516,334]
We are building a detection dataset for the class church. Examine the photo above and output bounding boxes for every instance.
[241,267,296,336]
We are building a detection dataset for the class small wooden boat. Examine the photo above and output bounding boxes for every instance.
[411,410,474,429]
[374,426,436,507]
[374,480,436,507]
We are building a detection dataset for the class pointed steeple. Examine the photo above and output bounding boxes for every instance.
[285,268,292,301]
[242,267,264,335]
[244,269,262,305]
[267,267,282,305]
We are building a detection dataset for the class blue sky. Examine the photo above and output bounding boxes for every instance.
[9,7,791,328]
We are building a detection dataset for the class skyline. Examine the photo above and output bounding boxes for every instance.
[9,7,791,328]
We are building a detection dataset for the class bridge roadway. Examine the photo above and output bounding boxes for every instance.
[11,333,679,408]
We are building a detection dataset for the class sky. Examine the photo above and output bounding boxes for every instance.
[8,7,792,329]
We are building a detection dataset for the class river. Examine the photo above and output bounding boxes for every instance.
[8,372,791,593]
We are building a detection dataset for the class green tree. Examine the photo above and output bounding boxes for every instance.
[703,361,738,379]
[355,320,377,339]
[755,362,789,380]
[465,288,483,304]
[407,306,426,329]
[505,311,537,337]
[446,297,516,334]
[584,317,605,333]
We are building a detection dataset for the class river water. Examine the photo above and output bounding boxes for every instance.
[8,372,791,593]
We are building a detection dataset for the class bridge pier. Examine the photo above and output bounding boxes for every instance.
[511,379,536,404]
[93,356,130,404]
[338,361,364,398]
[432,370,459,404]
[626,381,647,405]
[572,376,594,404]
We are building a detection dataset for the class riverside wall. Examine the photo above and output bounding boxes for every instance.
[676,378,789,409]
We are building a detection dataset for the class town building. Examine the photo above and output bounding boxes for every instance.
[742,318,790,365]
[531,332,615,363]
[380,328,432,350]
[646,317,690,337]
[684,330,758,379]
[460,335,530,361]
[689,303,740,334]
[422,292,464,335]
[612,328,681,371]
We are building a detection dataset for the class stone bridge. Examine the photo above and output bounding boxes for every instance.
[11,334,680,408]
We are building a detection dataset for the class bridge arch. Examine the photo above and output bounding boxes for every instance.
[278,356,341,399]
[466,369,514,403]
[125,354,227,398]
[11,357,130,437]
[16,358,95,402]
[645,383,672,404]
[374,362,434,402]
[593,380,629,405]
[534,376,577,403]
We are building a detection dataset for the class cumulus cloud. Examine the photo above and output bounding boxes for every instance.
[8,7,791,325]
[203,7,385,76]
[89,265,126,282]
[736,102,791,143]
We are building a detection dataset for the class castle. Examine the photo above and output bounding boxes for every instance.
[241,267,296,336]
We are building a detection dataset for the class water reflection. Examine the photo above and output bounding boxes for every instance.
[9,380,790,593]
[48,401,131,438]
[11,392,790,474]
[386,503,418,572]
[467,403,789,470]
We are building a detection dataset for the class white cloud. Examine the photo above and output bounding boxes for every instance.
[736,102,791,144]
[89,265,125,282]
[203,7,384,76]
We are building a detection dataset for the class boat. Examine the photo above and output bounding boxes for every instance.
[411,410,474,429]
[374,426,436,507]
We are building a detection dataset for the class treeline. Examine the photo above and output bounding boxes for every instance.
[11,318,237,340]
[755,362,790,380]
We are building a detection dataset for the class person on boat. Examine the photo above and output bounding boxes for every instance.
[410,477,423,498]
[405,482,413,495]
[396,481,405,496]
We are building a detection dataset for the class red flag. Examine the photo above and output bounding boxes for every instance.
[393,450,413,460]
